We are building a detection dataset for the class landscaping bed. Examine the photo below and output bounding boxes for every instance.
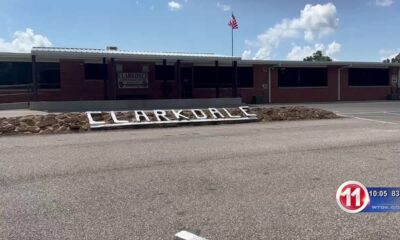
[0,113,89,135]
[0,106,339,136]
[254,106,339,122]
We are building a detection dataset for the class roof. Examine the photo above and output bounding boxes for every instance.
[0,52,32,61]
[31,47,241,62]
[242,59,400,68]
[0,47,399,67]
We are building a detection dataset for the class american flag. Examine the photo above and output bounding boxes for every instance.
[228,14,238,29]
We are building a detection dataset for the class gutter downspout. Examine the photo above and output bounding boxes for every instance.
[337,65,351,101]
[268,67,272,104]
[267,64,279,104]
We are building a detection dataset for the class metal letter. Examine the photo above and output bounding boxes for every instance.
[135,111,150,122]
[110,111,129,124]
[208,108,225,119]
[154,110,170,122]
[239,106,257,117]
[86,112,106,125]
[191,109,208,119]
[223,108,241,118]
[172,109,189,120]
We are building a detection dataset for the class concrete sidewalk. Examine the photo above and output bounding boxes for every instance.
[0,109,49,118]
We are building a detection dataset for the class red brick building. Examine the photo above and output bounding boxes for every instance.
[0,47,399,104]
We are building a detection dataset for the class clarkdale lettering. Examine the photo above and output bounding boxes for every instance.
[87,106,257,129]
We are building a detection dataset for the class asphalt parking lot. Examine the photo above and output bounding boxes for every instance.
[271,101,400,124]
[1,101,400,239]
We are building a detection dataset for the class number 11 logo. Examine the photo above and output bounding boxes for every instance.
[336,181,370,213]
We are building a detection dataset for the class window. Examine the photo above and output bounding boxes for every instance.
[85,63,107,80]
[155,65,175,80]
[0,62,32,89]
[219,67,233,88]
[194,67,216,88]
[194,66,254,88]
[278,68,327,87]
[37,63,60,89]
[348,68,389,86]
[238,67,253,88]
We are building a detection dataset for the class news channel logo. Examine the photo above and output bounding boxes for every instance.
[336,181,400,213]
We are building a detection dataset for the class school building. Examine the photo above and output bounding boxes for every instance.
[0,47,399,105]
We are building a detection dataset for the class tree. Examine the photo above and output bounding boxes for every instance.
[383,53,400,63]
[303,50,332,62]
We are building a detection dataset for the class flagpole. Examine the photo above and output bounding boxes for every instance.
[231,12,234,57]
[231,26,233,57]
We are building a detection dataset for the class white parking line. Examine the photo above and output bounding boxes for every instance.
[175,231,208,240]
[337,113,398,124]
[339,111,391,115]
[385,112,400,116]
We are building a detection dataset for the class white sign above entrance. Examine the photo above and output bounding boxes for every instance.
[118,72,148,89]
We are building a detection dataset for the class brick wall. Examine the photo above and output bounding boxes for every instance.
[36,59,105,101]
[0,60,398,104]
[340,68,393,101]
[191,65,266,103]
[0,91,31,103]
[270,67,338,103]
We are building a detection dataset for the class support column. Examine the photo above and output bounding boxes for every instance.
[176,60,181,99]
[31,55,38,101]
[398,67,400,97]
[337,67,341,101]
[102,57,108,100]
[268,67,272,103]
[215,61,219,98]
[232,61,238,97]
[110,58,117,100]
[163,59,167,98]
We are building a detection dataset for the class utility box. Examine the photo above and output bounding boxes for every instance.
[252,96,265,104]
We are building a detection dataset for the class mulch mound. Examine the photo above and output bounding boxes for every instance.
[0,106,339,136]
[253,106,339,122]
[0,113,89,136]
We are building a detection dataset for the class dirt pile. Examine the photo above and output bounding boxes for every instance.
[0,113,89,136]
[0,106,338,136]
[253,106,339,122]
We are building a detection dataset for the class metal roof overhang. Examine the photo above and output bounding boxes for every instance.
[242,60,400,68]
[31,48,241,64]
[0,52,32,62]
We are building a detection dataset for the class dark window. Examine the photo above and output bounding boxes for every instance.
[85,63,107,80]
[194,66,254,88]
[37,63,60,89]
[349,68,389,86]
[278,68,327,87]
[238,67,253,88]
[194,67,216,88]
[0,62,32,89]
[155,65,175,80]
[219,67,233,88]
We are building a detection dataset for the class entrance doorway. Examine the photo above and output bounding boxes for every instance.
[181,67,193,98]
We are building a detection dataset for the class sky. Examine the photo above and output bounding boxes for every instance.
[0,0,399,61]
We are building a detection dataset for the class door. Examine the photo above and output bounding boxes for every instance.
[181,67,193,98]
